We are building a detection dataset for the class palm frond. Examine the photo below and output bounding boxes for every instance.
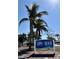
[30,3,39,17]
[36,11,48,17]
[41,26,48,32]
[31,3,39,12]
[37,19,48,27]
[19,18,29,25]
[25,5,31,13]
[39,11,48,15]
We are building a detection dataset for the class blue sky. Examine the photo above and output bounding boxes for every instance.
[18,0,60,38]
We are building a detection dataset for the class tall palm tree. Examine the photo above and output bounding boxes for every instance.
[19,3,48,49]
[34,19,48,39]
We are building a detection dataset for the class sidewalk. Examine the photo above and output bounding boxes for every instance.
[18,45,60,59]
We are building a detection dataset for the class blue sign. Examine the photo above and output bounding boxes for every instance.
[36,40,54,49]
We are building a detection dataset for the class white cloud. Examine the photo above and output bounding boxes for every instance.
[49,0,59,4]
[47,0,60,8]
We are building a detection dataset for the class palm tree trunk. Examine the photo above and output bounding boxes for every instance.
[38,29,41,39]
[39,31,41,39]
[36,29,39,39]
[29,18,33,50]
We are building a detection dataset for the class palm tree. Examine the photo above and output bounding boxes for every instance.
[19,3,48,49]
[55,34,60,41]
[34,19,48,39]
[47,33,56,42]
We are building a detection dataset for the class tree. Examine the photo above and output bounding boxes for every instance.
[34,19,48,39]
[19,3,48,49]
[47,33,56,42]
[18,33,26,47]
[55,34,60,41]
